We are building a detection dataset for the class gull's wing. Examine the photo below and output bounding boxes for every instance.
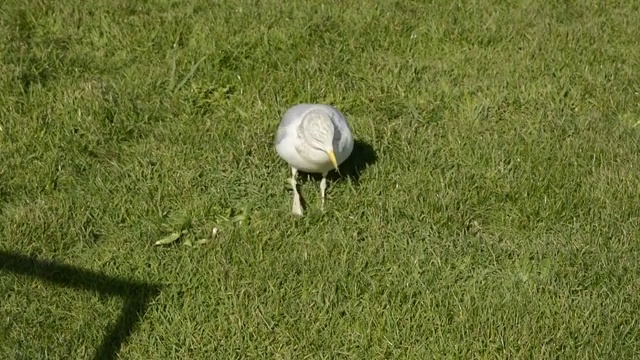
[322,105,353,154]
[275,104,316,146]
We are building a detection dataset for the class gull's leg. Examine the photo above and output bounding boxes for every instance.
[290,167,303,216]
[320,171,328,211]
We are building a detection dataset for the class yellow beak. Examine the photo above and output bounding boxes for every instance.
[327,150,339,171]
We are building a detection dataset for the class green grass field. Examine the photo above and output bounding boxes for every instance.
[2,0,640,358]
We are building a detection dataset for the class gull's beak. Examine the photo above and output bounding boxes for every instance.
[327,150,339,171]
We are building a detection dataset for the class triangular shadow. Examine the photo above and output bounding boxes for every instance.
[0,250,161,360]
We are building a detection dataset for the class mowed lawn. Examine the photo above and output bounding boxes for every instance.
[2,0,640,358]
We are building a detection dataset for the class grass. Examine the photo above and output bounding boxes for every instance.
[1,0,640,358]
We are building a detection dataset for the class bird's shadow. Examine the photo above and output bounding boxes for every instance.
[302,140,377,184]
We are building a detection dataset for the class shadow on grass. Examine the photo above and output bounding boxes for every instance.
[304,139,377,184]
[0,250,161,360]
[333,139,377,183]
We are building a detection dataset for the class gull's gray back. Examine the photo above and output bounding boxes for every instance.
[275,104,349,146]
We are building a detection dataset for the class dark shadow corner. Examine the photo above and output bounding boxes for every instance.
[0,250,161,360]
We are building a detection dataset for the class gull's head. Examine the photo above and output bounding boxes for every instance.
[301,111,339,170]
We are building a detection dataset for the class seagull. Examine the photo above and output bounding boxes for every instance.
[275,104,354,216]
